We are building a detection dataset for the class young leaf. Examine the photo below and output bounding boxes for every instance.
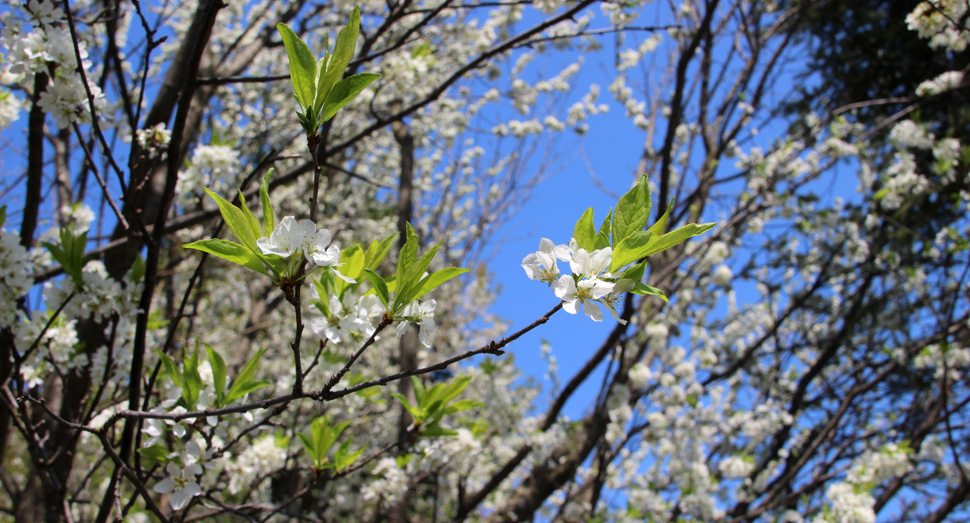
[259,169,276,234]
[205,343,227,406]
[364,233,396,269]
[183,239,269,276]
[392,392,424,421]
[314,6,362,116]
[137,444,170,464]
[631,283,668,302]
[610,230,655,272]
[441,398,485,414]
[276,23,318,109]
[612,175,651,247]
[130,254,146,283]
[415,267,470,300]
[340,245,366,283]
[648,199,674,236]
[239,190,265,238]
[410,375,426,407]
[181,343,203,409]
[396,224,419,288]
[420,426,459,438]
[363,269,390,308]
[44,228,88,287]
[226,348,268,403]
[320,73,381,121]
[641,222,717,258]
[397,240,444,306]
[595,209,613,250]
[203,189,259,253]
[297,433,321,465]
[573,208,596,252]
[155,350,183,390]
[334,439,367,471]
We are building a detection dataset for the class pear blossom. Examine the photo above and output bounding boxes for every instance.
[257,216,310,258]
[569,246,612,278]
[522,238,571,283]
[554,275,614,321]
[153,462,202,511]
[257,216,355,282]
[396,299,436,347]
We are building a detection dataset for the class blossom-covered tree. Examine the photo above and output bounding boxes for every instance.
[0,0,967,521]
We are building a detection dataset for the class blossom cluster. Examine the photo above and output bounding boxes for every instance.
[1,1,106,129]
[522,238,633,322]
[258,216,353,282]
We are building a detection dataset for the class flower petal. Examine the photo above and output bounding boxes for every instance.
[583,301,604,322]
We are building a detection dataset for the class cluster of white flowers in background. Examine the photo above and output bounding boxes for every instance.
[906,0,970,52]
[136,122,172,159]
[916,70,965,96]
[0,87,21,129]
[178,143,241,197]
[0,227,33,328]
[0,1,106,128]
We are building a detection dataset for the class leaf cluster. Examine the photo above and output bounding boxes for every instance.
[277,7,381,136]
[392,375,484,438]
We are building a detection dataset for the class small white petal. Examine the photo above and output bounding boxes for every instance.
[169,489,189,510]
[583,301,604,321]
[153,478,175,494]
[563,299,580,314]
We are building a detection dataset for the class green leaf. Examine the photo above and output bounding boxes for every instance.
[334,439,367,471]
[340,245,366,283]
[205,343,227,406]
[155,350,183,390]
[391,392,423,420]
[648,199,674,236]
[441,399,485,414]
[183,239,269,276]
[621,259,648,283]
[363,269,389,308]
[414,267,469,300]
[365,233,396,270]
[320,73,381,121]
[573,208,596,252]
[0,205,6,228]
[203,189,259,253]
[415,267,471,298]
[239,190,265,238]
[438,375,472,405]
[297,433,320,463]
[182,343,203,409]
[594,209,613,250]
[420,426,458,438]
[610,230,655,272]
[130,254,146,283]
[631,283,668,302]
[226,380,270,403]
[411,41,432,59]
[276,23,317,109]
[137,444,170,464]
[260,169,276,234]
[642,222,717,258]
[410,375,426,407]
[612,175,651,247]
[395,223,419,299]
[226,380,270,400]
[226,348,267,403]
[44,228,88,287]
[315,6,362,117]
